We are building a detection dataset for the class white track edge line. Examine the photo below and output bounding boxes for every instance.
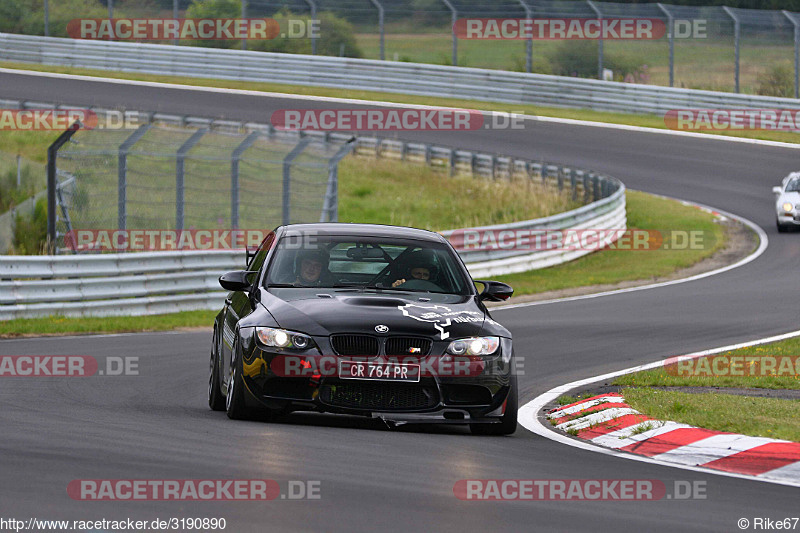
[492,198,768,311]
[519,328,800,489]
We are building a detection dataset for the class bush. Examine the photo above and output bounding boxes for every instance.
[0,163,38,213]
[185,0,240,49]
[248,10,362,58]
[757,64,794,97]
[548,41,645,80]
[12,197,47,255]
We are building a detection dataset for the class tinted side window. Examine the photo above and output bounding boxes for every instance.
[248,232,276,272]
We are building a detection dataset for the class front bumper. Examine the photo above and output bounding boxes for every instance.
[237,334,515,424]
[777,213,800,226]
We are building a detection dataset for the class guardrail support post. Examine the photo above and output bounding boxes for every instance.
[518,0,532,73]
[657,3,674,87]
[784,11,800,98]
[723,6,740,93]
[442,0,458,67]
[583,172,590,203]
[231,131,260,229]
[304,0,318,55]
[370,0,385,60]
[283,137,312,225]
[117,124,151,232]
[570,169,577,201]
[176,129,207,232]
[587,1,604,80]
[47,122,81,254]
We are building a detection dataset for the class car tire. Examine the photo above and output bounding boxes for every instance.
[208,328,226,411]
[470,379,518,436]
[226,340,253,420]
[778,221,789,233]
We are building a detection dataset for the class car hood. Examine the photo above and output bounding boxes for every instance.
[778,192,800,206]
[259,288,508,340]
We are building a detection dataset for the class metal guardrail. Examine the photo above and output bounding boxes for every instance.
[2,33,800,115]
[0,169,624,319]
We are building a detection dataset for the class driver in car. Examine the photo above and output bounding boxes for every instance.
[392,251,437,288]
[294,249,332,287]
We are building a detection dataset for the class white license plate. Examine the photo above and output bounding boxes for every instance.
[338,361,421,382]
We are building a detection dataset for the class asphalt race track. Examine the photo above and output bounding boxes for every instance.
[1,70,799,532]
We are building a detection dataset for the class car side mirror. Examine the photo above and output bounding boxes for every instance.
[219,270,255,291]
[475,280,514,302]
[773,186,782,195]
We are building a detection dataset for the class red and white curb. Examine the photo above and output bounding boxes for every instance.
[549,393,800,483]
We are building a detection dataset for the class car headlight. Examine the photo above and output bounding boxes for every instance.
[446,336,500,356]
[783,202,793,213]
[256,327,314,350]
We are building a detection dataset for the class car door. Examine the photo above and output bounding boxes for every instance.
[221,233,275,389]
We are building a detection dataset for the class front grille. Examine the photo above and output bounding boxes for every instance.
[320,382,439,410]
[330,335,379,356]
[385,337,432,356]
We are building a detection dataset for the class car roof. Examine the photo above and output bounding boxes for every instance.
[279,223,446,243]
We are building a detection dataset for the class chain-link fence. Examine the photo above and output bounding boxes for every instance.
[11,1,799,95]
[51,123,354,253]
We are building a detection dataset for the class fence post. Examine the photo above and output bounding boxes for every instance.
[16,154,21,188]
[321,138,356,222]
[241,0,248,50]
[587,0,603,80]
[441,0,458,67]
[231,131,259,230]
[44,0,49,36]
[370,0,385,60]
[47,123,81,253]
[657,3,674,87]
[723,6,740,93]
[173,0,179,46]
[784,11,800,99]
[304,0,318,55]
[517,0,532,73]
[108,0,113,20]
[283,137,312,225]
[117,124,151,232]
[175,129,206,232]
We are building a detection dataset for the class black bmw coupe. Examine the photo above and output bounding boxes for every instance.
[209,223,517,435]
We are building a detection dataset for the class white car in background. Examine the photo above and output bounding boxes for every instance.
[773,172,800,232]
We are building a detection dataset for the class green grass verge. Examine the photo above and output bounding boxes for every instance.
[338,157,576,230]
[2,60,800,153]
[622,387,800,442]
[493,190,729,294]
[0,310,217,338]
[615,336,800,390]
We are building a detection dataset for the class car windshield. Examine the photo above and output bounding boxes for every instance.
[787,178,800,192]
[264,234,471,295]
